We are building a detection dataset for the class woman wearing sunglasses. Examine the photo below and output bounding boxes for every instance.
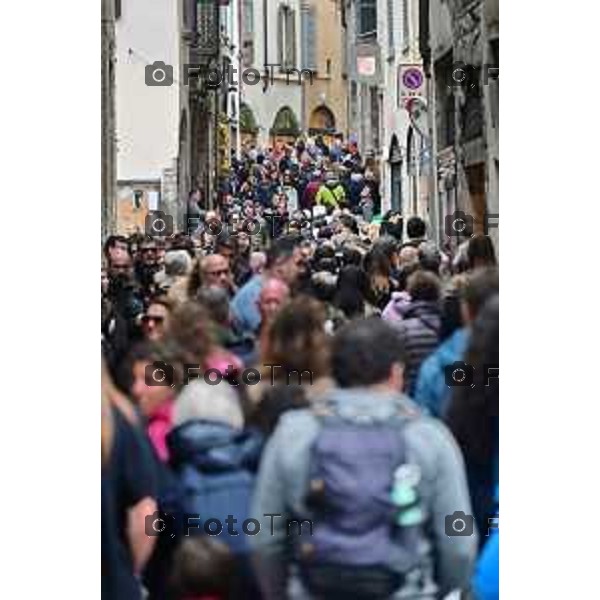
[140,295,173,343]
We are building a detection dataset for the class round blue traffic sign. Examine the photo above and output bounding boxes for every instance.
[402,68,424,90]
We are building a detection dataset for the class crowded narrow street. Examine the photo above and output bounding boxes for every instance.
[101,1,499,599]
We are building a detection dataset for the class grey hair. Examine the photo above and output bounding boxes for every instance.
[165,250,193,276]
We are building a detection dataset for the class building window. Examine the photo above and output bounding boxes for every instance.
[133,190,143,210]
[301,6,317,71]
[183,0,197,33]
[242,0,255,67]
[370,86,380,151]
[278,5,297,70]
[350,81,358,125]
[435,52,455,150]
[357,0,377,38]
[197,0,219,55]
[115,0,121,20]
[489,39,499,129]
[401,0,410,53]
[461,67,484,142]
[387,0,394,56]
[360,84,368,147]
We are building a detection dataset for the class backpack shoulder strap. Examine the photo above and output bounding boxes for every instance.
[417,315,440,335]
[311,396,418,428]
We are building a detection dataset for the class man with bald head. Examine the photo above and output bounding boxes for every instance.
[231,235,302,335]
[258,278,290,327]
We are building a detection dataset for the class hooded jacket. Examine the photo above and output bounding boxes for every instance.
[392,300,442,397]
[168,420,263,553]
[168,420,262,475]
[382,291,413,323]
[315,181,346,209]
[413,328,469,418]
[249,388,477,599]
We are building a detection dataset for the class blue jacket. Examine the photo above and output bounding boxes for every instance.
[231,274,264,335]
[168,420,263,553]
[168,420,262,474]
[472,488,499,599]
[413,328,469,418]
[473,529,499,599]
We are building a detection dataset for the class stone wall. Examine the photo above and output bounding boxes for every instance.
[101,0,117,242]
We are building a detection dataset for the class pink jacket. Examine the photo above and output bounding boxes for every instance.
[147,399,174,462]
[204,349,244,379]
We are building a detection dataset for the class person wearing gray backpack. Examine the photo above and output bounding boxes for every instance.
[250,318,477,599]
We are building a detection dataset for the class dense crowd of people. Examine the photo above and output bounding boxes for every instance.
[102,136,499,600]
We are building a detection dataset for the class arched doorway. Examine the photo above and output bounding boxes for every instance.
[388,134,403,213]
[270,106,300,146]
[309,105,336,144]
[239,102,258,146]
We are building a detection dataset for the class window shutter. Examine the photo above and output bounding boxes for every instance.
[278,7,284,67]
[387,0,394,54]
[242,0,254,66]
[286,9,296,69]
[358,0,377,36]
[301,7,317,71]
[402,0,410,52]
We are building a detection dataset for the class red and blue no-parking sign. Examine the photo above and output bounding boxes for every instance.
[398,65,425,107]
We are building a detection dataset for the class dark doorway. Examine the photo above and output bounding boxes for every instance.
[389,135,403,212]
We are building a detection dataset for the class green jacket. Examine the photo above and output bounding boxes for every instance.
[315,183,346,209]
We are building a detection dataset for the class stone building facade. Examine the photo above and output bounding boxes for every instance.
[420,0,498,247]
[302,0,348,142]
[379,0,430,218]
[101,0,117,242]
[345,0,384,155]
[240,0,304,147]
[114,0,194,234]
[483,0,499,252]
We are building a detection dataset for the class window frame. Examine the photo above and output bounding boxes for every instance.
[357,0,377,39]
